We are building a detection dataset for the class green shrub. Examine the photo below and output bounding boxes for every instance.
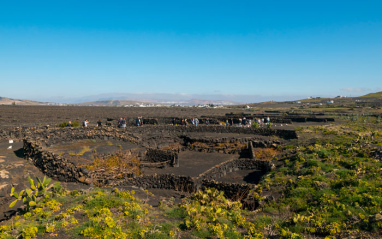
[252,122,259,128]
[165,208,187,219]
[85,194,124,210]
[58,121,81,128]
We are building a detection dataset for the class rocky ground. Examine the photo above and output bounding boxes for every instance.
[1,105,381,238]
[0,140,91,221]
[0,105,334,219]
[0,105,235,127]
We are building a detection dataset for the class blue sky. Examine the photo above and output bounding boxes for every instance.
[0,1,381,103]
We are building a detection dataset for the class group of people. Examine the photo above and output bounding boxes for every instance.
[117,118,127,128]
[66,116,270,128]
[254,117,271,126]
[225,117,251,127]
[117,116,143,128]
[66,117,138,128]
[225,117,270,127]
[174,117,206,126]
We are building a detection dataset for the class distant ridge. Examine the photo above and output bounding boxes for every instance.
[359,91,382,98]
[0,96,53,105]
[1,91,381,107]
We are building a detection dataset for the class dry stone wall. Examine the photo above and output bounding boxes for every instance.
[130,125,298,140]
[0,124,297,143]
[201,180,256,201]
[23,138,91,184]
[114,174,196,193]
[0,126,140,145]
[195,158,273,181]
[144,148,179,167]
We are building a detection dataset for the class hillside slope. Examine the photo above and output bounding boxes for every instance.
[0,96,51,105]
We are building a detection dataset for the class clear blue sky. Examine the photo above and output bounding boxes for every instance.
[0,1,381,103]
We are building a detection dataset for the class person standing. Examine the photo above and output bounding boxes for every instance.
[136,117,140,126]
[97,119,102,127]
[121,118,126,128]
[139,116,143,126]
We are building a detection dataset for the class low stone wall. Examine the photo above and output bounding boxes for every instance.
[0,127,36,140]
[23,138,91,184]
[201,180,256,201]
[142,118,159,125]
[128,117,220,126]
[264,118,292,124]
[145,148,178,162]
[144,148,179,167]
[195,158,273,181]
[0,126,140,146]
[182,135,248,154]
[130,125,298,140]
[248,140,280,159]
[115,174,196,193]
[182,135,253,144]
[286,117,335,123]
[41,127,140,147]
[1,124,297,144]
[114,173,259,206]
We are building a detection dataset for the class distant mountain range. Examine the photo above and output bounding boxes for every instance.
[1,91,381,106]
[77,99,239,106]
[0,96,239,106]
[77,100,160,106]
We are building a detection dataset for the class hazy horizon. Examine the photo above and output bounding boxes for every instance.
[1,90,378,105]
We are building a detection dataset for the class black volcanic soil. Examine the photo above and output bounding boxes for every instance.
[0,105,334,131]
[0,105,234,127]
[0,140,91,221]
[218,169,265,184]
[143,151,237,177]
[49,139,140,160]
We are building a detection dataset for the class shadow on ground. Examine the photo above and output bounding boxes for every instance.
[243,170,264,184]
[13,148,24,158]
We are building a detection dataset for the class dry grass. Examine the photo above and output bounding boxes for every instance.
[87,151,142,176]
[253,148,280,160]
